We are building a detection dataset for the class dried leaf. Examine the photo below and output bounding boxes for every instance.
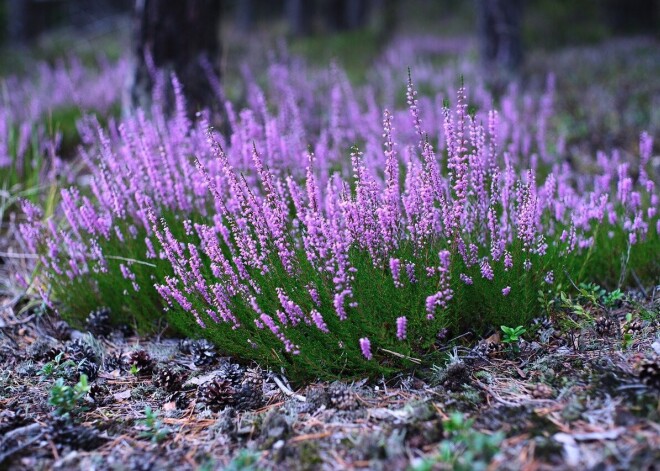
[113,389,132,401]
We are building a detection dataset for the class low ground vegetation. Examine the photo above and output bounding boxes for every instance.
[0,28,658,469]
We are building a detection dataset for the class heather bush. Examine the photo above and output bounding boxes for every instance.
[1,55,127,124]
[0,55,126,207]
[20,55,658,379]
[0,111,62,209]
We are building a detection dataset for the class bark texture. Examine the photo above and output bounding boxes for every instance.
[130,0,222,115]
[476,0,523,76]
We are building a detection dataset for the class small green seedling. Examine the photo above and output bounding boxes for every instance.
[501,325,527,354]
[137,406,171,443]
[412,412,503,471]
[48,374,90,416]
[621,313,635,350]
[501,325,526,343]
[39,352,77,378]
[224,449,262,471]
[603,289,624,307]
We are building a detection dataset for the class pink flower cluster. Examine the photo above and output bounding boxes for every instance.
[20,59,658,365]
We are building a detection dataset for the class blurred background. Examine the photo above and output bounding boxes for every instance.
[1,0,657,76]
[1,1,657,63]
[0,0,658,156]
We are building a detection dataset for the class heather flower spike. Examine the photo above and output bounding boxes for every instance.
[360,338,373,360]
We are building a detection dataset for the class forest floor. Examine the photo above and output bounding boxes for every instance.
[1,278,658,470]
[0,23,658,471]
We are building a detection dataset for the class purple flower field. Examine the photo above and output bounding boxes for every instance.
[11,42,657,379]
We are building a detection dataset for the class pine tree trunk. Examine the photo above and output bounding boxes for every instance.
[476,0,523,78]
[235,0,253,31]
[129,0,222,116]
[286,0,313,36]
[6,0,28,44]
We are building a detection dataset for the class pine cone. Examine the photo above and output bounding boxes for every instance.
[89,382,109,402]
[241,367,263,389]
[487,342,505,357]
[46,416,102,450]
[86,307,112,337]
[167,391,191,410]
[46,319,72,341]
[218,362,245,386]
[27,338,59,361]
[474,341,504,358]
[129,350,154,376]
[198,377,235,411]
[639,357,660,390]
[178,339,194,354]
[234,384,263,411]
[153,367,187,392]
[77,358,99,382]
[624,319,643,334]
[66,339,98,364]
[531,383,554,399]
[328,382,357,410]
[44,346,66,363]
[104,352,125,372]
[190,339,218,367]
[595,316,617,336]
[442,361,471,391]
[0,408,28,434]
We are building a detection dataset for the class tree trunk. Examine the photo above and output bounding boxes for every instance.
[286,0,313,36]
[344,0,369,30]
[322,0,369,32]
[476,0,523,78]
[6,0,28,44]
[129,0,222,116]
[235,0,253,31]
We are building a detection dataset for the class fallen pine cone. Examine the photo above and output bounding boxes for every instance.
[234,384,263,411]
[595,316,617,337]
[128,350,154,376]
[153,366,187,392]
[639,357,660,390]
[190,339,218,367]
[328,382,357,410]
[198,377,235,411]
[531,383,554,399]
[85,307,112,337]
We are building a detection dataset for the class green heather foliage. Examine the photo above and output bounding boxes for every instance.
[20,55,659,380]
[1,55,127,209]
[0,121,56,205]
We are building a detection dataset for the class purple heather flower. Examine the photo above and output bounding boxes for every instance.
[502,286,511,296]
[480,259,494,280]
[311,310,329,333]
[359,337,372,360]
[390,258,403,288]
[460,273,473,285]
[307,285,321,306]
[504,251,513,271]
[405,262,417,283]
[394,316,407,341]
[544,271,554,284]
